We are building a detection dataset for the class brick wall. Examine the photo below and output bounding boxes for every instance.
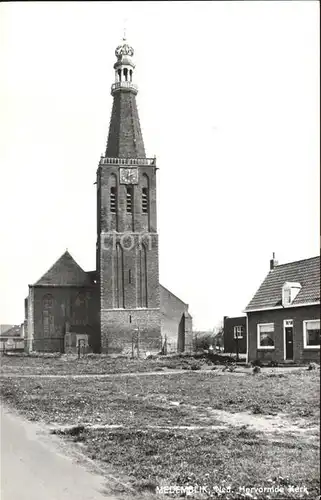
[97,165,157,234]
[98,153,161,353]
[31,285,99,353]
[26,286,34,353]
[101,308,161,355]
[248,305,320,363]
[160,286,192,352]
[223,316,247,354]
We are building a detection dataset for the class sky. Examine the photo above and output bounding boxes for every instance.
[0,1,319,330]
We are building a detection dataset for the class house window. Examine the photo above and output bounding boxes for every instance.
[110,187,116,213]
[234,326,244,339]
[142,187,148,213]
[283,288,291,305]
[282,281,301,306]
[257,323,275,349]
[126,186,133,213]
[303,320,320,349]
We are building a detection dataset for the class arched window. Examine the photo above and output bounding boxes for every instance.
[129,69,133,82]
[72,292,87,325]
[126,186,133,213]
[43,294,54,309]
[123,68,128,81]
[42,294,55,337]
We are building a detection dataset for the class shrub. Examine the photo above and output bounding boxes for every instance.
[251,359,262,367]
[307,362,319,371]
[252,404,263,414]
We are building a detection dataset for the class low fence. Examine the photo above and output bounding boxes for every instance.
[0,339,25,352]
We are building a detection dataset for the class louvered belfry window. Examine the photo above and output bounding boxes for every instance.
[126,186,133,213]
[142,187,148,213]
[110,187,117,213]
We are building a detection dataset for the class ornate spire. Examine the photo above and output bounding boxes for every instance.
[111,34,137,96]
[105,34,145,158]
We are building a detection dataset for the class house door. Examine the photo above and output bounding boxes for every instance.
[284,320,294,360]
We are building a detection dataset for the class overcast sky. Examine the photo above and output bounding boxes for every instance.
[0,1,319,330]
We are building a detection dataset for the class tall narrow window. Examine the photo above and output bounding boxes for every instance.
[142,187,148,213]
[139,244,148,308]
[126,186,133,213]
[42,294,54,338]
[116,243,125,308]
[72,293,87,326]
[110,187,116,213]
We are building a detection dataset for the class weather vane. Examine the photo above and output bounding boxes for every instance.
[123,17,128,41]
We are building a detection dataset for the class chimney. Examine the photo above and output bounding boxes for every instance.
[270,252,278,270]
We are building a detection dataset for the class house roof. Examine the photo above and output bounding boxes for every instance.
[0,324,16,335]
[245,256,320,312]
[34,251,92,287]
[0,325,22,337]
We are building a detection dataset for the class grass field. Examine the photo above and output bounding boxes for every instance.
[0,352,234,375]
[0,357,320,499]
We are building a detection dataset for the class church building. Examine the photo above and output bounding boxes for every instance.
[24,37,192,355]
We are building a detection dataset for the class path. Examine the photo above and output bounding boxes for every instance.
[0,407,119,500]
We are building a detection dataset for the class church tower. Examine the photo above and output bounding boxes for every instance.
[96,36,161,353]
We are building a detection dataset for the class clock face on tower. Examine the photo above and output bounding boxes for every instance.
[119,167,138,184]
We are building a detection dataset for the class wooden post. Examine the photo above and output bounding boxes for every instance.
[235,335,240,362]
[137,328,140,359]
[131,333,134,359]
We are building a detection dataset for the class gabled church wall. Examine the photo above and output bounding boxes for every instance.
[160,286,193,352]
[32,286,99,352]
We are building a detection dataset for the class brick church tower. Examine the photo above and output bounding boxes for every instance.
[96,37,161,353]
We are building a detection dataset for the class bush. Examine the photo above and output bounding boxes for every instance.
[193,333,216,351]
[307,362,320,371]
[252,404,263,414]
[251,359,262,367]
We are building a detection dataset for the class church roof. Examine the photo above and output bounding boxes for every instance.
[105,92,146,158]
[34,251,92,287]
[245,256,320,312]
